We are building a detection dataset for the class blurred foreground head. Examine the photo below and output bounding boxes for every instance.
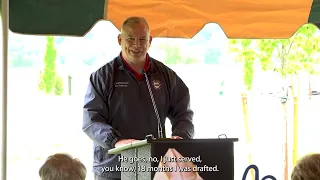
[39,153,86,180]
[291,153,320,180]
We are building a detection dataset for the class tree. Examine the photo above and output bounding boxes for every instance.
[254,25,320,180]
[161,44,199,64]
[229,39,256,91]
[228,39,257,180]
[228,23,320,180]
[184,57,199,64]
[38,36,57,94]
[163,44,183,64]
[254,37,299,180]
[294,24,320,99]
[288,24,320,169]
[257,24,320,82]
[54,76,64,96]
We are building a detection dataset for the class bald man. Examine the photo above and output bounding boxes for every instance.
[83,16,194,180]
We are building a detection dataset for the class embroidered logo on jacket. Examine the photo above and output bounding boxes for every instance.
[114,82,129,87]
[152,80,161,90]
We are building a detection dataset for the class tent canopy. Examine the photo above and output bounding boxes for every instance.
[8,0,320,38]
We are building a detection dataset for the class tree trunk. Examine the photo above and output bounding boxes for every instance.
[293,97,299,165]
[289,74,299,176]
[308,73,311,100]
[292,74,299,166]
[283,102,288,180]
[241,93,254,180]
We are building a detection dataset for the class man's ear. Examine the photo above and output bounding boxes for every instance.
[117,34,122,45]
[149,36,153,47]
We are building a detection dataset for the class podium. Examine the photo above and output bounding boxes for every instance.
[108,138,238,180]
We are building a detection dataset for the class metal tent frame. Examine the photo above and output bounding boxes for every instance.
[1,0,8,179]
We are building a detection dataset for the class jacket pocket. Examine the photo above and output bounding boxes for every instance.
[94,144,104,162]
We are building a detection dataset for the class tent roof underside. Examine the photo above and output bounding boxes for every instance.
[7,0,320,38]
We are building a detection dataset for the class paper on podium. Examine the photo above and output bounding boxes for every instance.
[108,139,148,154]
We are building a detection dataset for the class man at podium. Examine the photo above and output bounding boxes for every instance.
[82,16,195,180]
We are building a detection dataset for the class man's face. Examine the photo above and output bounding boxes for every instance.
[118,23,152,64]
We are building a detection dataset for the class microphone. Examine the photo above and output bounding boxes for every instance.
[140,69,164,139]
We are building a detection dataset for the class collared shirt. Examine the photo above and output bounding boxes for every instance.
[120,52,151,80]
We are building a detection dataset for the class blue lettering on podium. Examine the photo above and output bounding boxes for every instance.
[242,164,276,180]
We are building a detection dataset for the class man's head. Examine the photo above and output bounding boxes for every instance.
[39,153,87,180]
[291,153,320,180]
[118,16,152,65]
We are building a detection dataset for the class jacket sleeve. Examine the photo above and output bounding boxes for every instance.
[168,74,195,139]
[82,71,122,149]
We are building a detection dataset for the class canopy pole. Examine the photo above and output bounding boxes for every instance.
[1,0,8,178]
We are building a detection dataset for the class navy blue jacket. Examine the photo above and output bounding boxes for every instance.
[82,54,194,178]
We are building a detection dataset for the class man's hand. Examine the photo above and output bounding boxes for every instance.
[171,136,183,139]
[115,139,140,148]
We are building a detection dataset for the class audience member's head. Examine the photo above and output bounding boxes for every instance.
[39,153,86,180]
[291,153,320,180]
